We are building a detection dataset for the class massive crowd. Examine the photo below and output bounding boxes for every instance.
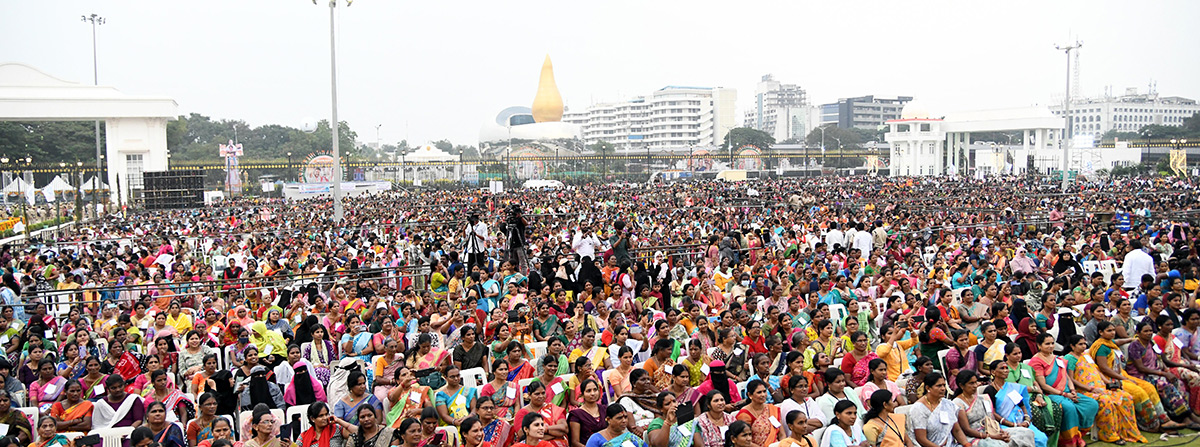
[1,175,1200,447]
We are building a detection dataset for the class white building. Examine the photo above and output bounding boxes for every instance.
[887,104,1143,177]
[563,86,737,152]
[1050,88,1200,140]
[0,63,177,204]
[887,104,1060,176]
[743,75,813,142]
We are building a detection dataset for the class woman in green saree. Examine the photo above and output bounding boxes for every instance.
[0,391,32,444]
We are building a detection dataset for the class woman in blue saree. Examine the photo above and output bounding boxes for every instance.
[340,314,376,388]
[585,403,647,447]
[983,360,1048,447]
[334,371,383,425]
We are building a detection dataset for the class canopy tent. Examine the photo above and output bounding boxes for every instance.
[43,175,74,192]
[406,145,456,162]
[81,176,108,191]
[1,177,36,205]
[1,177,30,194]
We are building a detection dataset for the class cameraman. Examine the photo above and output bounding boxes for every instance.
[463,213,488,272]
[504,205,528,273]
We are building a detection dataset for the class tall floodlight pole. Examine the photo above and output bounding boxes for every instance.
[1055,40,1081,191]
[82,13,105,218]
[318,0,348,221]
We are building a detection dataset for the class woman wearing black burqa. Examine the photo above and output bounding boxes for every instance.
[210,370,238,417]
[239,365,284,411]
[702,361,741,409]
[294,315,320,345]
[577,256,603,292]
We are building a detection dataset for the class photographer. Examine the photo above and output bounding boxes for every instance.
[503,205,528,274]
[463,213,488,272]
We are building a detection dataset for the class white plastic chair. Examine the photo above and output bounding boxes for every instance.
[286,404,312,434]
[936,348,950,373]
[1100,260,1119,281]
[435,426,460,446]
[224,345,240,370]
[17,407,37,434]
[460,367,487,390]
[895,404,914,415]
[518,377,536,403]
[527,341,548,361]
[832,357,843,370]
[706,346,719,356]
[94,427,135,447]
[829,303,848,323]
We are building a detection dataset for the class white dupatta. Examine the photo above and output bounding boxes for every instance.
[92,394,140,429]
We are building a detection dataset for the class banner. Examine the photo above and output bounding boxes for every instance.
[220,140,244,194]
[1170,149,1187,176]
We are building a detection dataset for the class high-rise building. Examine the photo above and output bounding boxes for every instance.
[820,95,913,129]
[563,86,737,152]
[1049,87,1200,140]
[743,75,810,141]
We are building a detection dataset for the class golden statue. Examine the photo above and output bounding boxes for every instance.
[531,55,563,123]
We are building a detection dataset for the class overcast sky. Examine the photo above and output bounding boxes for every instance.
[3,0,1198,148]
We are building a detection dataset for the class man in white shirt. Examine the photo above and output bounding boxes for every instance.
[1122,240,1155,290]
[825,222,845,251]
[572,225,602,260]
[853,222,874,259]
[463,213,488,271]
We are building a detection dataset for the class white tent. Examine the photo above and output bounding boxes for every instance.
[81,176,108,191]
[44,175,74,192]
[1,177,30,194]
[406,145,455,162]
[1,178,35,205]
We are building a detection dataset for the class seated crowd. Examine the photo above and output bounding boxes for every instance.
[0,177,1198,447]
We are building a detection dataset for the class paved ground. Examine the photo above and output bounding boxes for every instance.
[1090,430,1199,447]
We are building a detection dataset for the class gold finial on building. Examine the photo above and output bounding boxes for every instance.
[531,55,563,123]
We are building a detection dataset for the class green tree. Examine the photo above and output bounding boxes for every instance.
[721,127,776,169]
[454,145,480,159]
[588,141,619,175]
[721,127,776,152]
[0,121,105,164]
[1099,129,1141,143]
[1184,112,1200,134]
[588,140,615,155]
[805,124,858,150]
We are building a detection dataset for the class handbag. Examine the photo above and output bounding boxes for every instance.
[414,368,446,389]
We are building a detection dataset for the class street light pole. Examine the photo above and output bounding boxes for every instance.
[832,136,842,175]
[82,13,105,218]
[820,126,827,173]
[287,152,293,182]
[318,0,347,221]
[1055,40,1081,191]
